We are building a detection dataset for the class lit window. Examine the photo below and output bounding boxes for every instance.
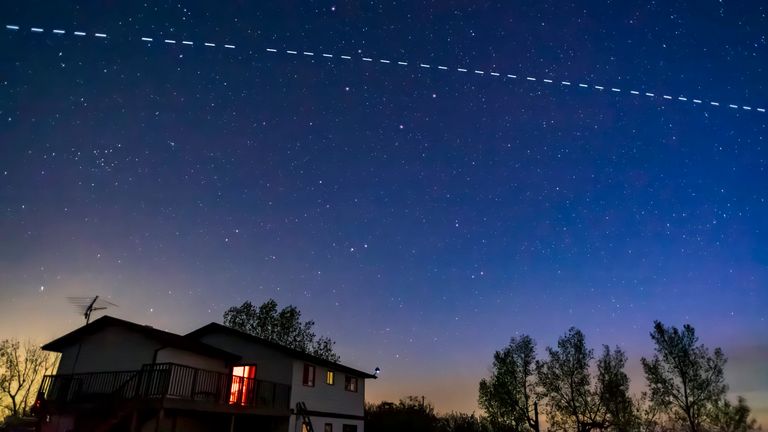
[344,375,358,392]
[326,370,335,385]
[325,423,333,432]
[303,364,315,387]
[229,365,256,405]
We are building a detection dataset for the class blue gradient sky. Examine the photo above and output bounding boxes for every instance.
[1,0,766,425]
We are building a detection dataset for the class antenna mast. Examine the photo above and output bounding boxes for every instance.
[65,295,118,374]
[85,296,103,324]
[68,295,117,324]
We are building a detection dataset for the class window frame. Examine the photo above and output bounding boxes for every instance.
[302,363,316,387]
[229,364,257,405]
[344,375,358,392]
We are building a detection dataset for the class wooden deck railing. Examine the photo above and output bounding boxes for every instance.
[39,362,290,410]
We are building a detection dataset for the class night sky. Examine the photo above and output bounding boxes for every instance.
[1,0,766,423]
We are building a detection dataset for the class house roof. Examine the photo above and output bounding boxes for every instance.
[187,322,377,379]
[42,315,241,362]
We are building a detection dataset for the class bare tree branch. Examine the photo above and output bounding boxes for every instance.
[0,339,59,418]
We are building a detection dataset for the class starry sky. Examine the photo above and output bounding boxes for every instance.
[1,0,767,424]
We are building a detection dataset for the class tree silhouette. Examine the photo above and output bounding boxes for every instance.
[438,412,494,432]
[223,299,339,362]
[707,396,759,432]
[597,345,636,432]
[365,396,439,432]
[536,327,607,432]
[366,397,495,432]
[641,321,727,432]
[478,335,539,432]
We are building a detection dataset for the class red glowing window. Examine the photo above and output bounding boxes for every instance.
[229,365,256,405]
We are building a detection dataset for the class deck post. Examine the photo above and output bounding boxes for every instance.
[130,410,138,432]
[155,408,164,432]
[190,368,199,399]
[230,414,236,432]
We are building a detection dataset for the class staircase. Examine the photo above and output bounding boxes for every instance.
[296,402,315,432]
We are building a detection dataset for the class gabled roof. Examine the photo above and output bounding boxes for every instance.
[187,322,377,379]
[42,315,240,362]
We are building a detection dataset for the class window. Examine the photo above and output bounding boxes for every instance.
[342,425,357,432]
[324,423,333,432]
[326,370,335,385]
[344,375,358,392]
[303,363,316,387]
[229,365,256,405]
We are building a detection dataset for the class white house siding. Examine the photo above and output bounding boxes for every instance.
[289,360,365,416]
[55,326,159,374]
[155,347,229,372]
[138,412,288,432]
[289,415,364,432]
[138,414,219,432]
[196,331,368,432]
[195,332,294,385]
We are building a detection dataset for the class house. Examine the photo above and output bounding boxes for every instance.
[36,316,376,432]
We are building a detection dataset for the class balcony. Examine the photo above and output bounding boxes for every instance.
[39,363,291,415]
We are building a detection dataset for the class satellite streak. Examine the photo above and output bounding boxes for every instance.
[3,23,764,115]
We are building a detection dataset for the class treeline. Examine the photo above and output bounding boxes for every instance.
[366,321,761,432]
[366,396,494,432]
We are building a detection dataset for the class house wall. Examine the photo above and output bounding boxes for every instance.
[40,415,74,432]
[138,411,289,432]
[138,412,228,432]
[195,332,294,385]
[155,347,229,372]
[288,360,366,416]
[54,326,229,375]
[195,330,368,432]
[55,326,158,374]
[289,414,364,432]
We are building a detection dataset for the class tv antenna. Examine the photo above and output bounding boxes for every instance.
[67,295,118,324]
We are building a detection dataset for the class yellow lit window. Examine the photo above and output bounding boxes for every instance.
[326,370,335,385]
